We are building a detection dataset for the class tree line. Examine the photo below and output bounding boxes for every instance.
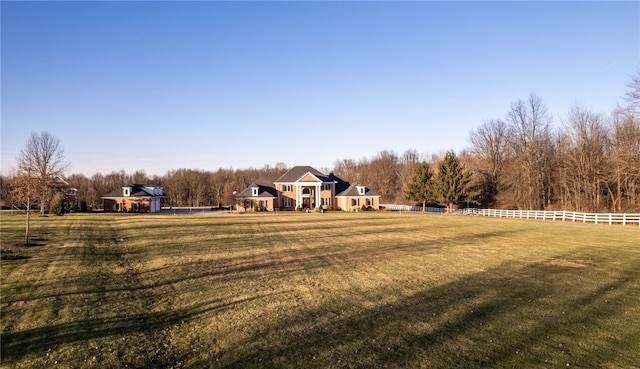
[2,70,639,213]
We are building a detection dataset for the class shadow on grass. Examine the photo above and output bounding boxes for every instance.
[0,252,31,260]
[2,226,516,306]
[0,295,261,365]
[206,259,640,368]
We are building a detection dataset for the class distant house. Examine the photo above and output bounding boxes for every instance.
[235,166,380,212]
[102,184,166,213]
[53,175,78,210]
[53,176,78,199]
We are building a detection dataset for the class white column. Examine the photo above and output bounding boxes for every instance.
[315,184,321,208]
[296,184,301,208]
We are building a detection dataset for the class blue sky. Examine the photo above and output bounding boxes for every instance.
[2,1,638,177]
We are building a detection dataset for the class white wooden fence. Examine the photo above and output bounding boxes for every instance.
[464,208,640,227]
[380,204,640,227]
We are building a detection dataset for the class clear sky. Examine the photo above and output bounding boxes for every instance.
[2,1,638,177]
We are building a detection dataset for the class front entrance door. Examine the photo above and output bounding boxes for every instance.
[303,198,311,209]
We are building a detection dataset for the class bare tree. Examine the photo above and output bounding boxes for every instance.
[364,150,400,203]
[609,112,640,211]
[15,131,68,213]
[130,170,151,185]
[14,131,68,243]
[504,93,555,209]
[333,159,361,183]
[468,119,507,207]
[621,67,640,117]
[0,173,17,210]
[561,105,609,211]
[67,173,92,211]
[398,149,423,196]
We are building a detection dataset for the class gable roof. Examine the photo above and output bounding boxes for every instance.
[235,175,279,198]
[102,184,165,199]
[234,166,380,201]
[335,183,380,197]
[275,166,333,183]
[328,172,350,194]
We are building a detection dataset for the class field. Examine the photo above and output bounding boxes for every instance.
[1,211,639,368]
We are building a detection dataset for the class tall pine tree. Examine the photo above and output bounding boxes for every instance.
[404,161,435,212]
[434,151,474,213]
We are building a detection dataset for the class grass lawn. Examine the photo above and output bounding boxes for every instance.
[1,211,639,368]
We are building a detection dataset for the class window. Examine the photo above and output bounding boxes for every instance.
[113,203,120,211]
[321,198,330,206]
[322,184,331,191]
[131,202,139,212]
[259,200,267,210]
[366,198,372,207]
[357,186,366,195]
[252,187,259,196]
[244,200,251,209]
[302,188,311,195]
[351,198,359,207]
[282,185,292,192]
[283,197,293,207]
[124,188,130,196]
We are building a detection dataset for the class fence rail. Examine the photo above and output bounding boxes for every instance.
[469,209,640,227]
[380,204,640,227]
[381,204,446,213]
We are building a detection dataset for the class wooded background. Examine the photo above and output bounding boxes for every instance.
[2,72,639,212]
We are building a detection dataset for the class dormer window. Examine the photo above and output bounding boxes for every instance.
[124,187,130,197]
[357,186,366,195]
[252,187,259,196]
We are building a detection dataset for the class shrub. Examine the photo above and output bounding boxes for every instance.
[49,193,69,216]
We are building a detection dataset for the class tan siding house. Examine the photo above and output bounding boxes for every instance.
[235,166,380,212]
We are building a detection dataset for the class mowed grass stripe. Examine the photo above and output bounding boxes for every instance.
[1,212,638,368]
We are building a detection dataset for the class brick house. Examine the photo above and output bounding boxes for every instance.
[102,184,165,213]
[235,166,380,212]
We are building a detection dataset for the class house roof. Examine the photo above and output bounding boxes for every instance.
[234,166,380,200]
[275,166,333,183]
[335,183,380,197]
[235,175,279,198]
[328,172,351,194]
[102,184,165,199]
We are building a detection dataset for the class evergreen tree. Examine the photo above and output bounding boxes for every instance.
[404,161,435,212]
[434,151,474,213]
[49,192,69,215]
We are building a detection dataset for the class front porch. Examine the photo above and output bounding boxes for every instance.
[297,185,320,209]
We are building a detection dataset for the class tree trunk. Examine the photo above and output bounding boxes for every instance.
[25,209,30,246]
